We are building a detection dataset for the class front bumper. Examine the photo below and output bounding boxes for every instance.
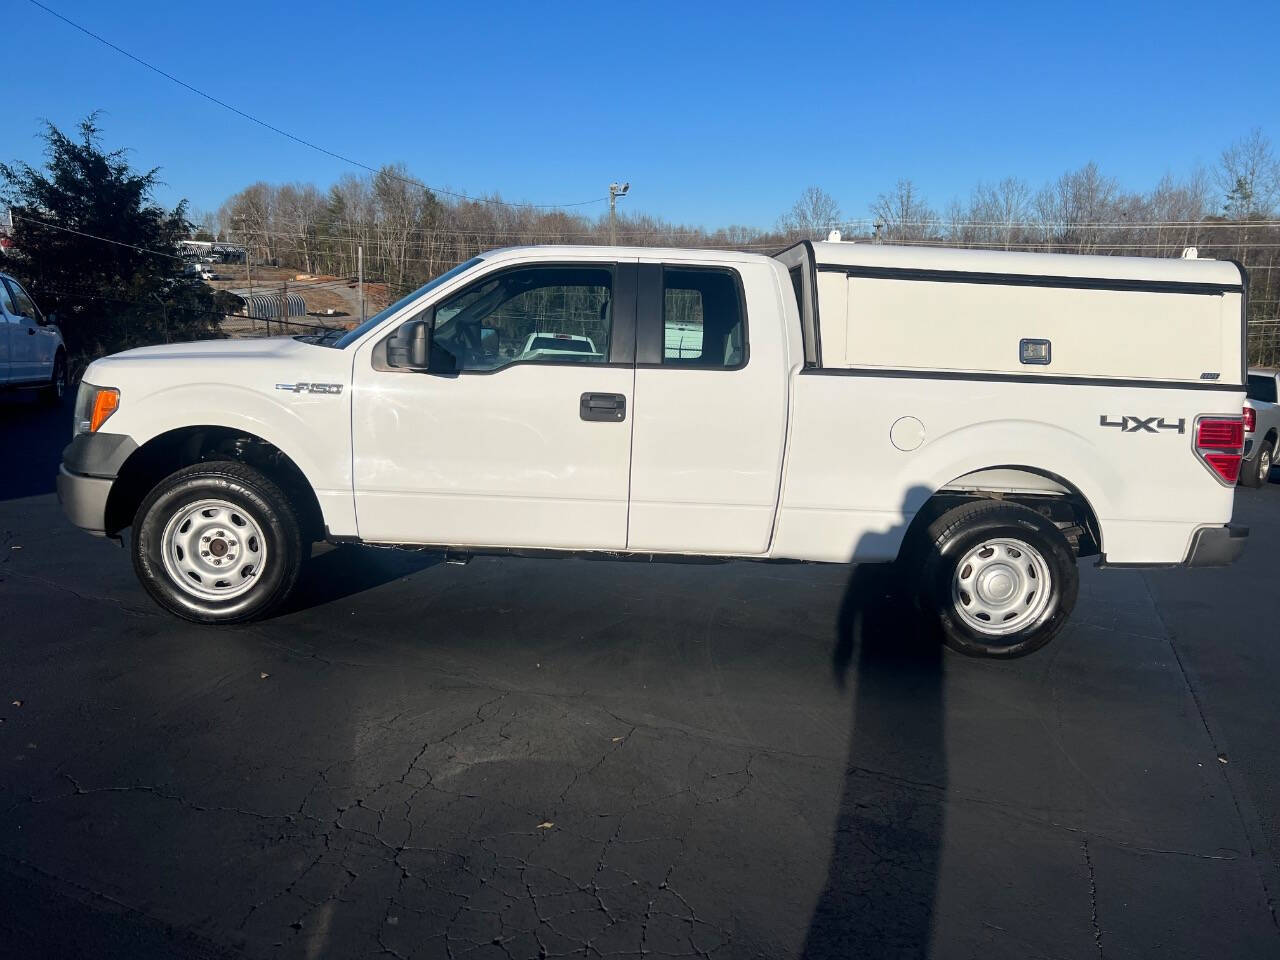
[1184,523,1249,567]
[57,465,113,536]
[56,431,136,537]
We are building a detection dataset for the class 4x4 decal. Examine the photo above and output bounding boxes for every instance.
[1100,415,1186,434]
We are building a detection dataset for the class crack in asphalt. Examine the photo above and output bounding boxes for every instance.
[1082,837,1103,958]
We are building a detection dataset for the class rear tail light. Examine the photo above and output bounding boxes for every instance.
[1243,406,1257,432]
[1194,415,1244,485]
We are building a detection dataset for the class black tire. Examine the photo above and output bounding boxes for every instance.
[909,500,1079,659]
[42,351,67,405]
[1257,441,1275,486]
[131,460,304,623]
[1240,441,1271,488]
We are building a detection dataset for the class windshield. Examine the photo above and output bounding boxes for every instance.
[331,257,484,349]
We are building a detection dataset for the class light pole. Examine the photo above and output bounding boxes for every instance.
[609,182,630,246]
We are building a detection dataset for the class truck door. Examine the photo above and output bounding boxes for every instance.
[351,260,637,549]
[3,277,48,382]
[627,262,790,555]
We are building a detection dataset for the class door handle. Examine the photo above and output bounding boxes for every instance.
[27,327,36,335]
[580,392,626,422]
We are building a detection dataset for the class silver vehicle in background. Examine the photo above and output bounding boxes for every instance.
[1242,369,1280,487]
[0,271,68,402]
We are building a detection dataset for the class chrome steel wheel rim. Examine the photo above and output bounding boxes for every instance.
[160,498,267,601]
[54,361,66,398]
[1261,449,1272,481]
[951,537,1053,637]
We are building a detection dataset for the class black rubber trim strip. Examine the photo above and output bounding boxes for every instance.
[1226,257,1249,384]
[817,263,1242,296]
[61,432,137,479]
[799,367,1245,391]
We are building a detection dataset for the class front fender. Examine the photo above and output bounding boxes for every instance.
[107,381,354,534]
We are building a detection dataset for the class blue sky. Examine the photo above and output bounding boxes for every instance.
[8,0,1280,229]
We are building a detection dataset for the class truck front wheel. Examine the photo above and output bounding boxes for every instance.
[912,500,1079,658]
[132,461,304,623]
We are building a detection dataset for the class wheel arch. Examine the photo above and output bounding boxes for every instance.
[104,425,324,541]
[902,464,1104,560]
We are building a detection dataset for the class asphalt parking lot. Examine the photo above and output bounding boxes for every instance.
[2,391,1279,960]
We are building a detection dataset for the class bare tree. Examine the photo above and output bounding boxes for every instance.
[1217,128,1280,218]
[871,179,936,243]
[778,186,842,239]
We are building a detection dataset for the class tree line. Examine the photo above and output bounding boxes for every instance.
[5,115,1279,364]
[211,127,1280,348]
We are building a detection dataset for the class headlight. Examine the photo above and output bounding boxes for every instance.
[73,382,120,437]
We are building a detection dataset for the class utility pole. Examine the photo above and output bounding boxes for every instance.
[609,182,630,246]
[358,245,364,322]
[241,216,256,333]
[150,292,169,343]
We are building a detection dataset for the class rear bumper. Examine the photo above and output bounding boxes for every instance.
[1099,523,1248,569]
[56,466,113,536]
[1183,523,1249,567]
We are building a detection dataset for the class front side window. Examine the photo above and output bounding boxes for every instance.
[431,265,613,372]
[662,268,745,368]
[4,278,40,321]
[0,278,16,317]
[1247,373,1278,404]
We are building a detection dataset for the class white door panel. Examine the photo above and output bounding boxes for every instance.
[353,366,633,547]
[627,262,790,555]
[628,368,786,554]
[351,259,637,549]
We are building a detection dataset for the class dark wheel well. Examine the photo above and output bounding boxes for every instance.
[901,488,1101,562]
[104,427,324,542]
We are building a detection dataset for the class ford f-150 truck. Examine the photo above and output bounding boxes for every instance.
[1242,368,1280,487]
[58,241,1250,657]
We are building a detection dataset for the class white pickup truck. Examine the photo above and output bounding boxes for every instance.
[58,241,1249,657]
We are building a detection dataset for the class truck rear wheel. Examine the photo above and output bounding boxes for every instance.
[912,500,1078,658]
[1242,443,1272,488]
[131,460,304,623]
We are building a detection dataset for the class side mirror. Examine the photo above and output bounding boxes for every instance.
[387,319,431,370]
[44,312,58,327]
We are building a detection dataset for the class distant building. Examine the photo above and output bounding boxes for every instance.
[180,239,245,263]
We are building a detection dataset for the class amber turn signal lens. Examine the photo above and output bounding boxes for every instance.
[89,388,120,433]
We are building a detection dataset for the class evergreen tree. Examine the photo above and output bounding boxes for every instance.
[0,114,235,359]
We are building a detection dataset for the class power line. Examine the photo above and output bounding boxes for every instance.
[10,213,186,259]
[24,0,608,211]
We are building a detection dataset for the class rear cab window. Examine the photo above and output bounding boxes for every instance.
[1248,374,1278,404]
[661,267,746,369]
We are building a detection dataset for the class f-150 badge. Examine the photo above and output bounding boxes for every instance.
[1100,415,1185,434]
[275,382,343,395]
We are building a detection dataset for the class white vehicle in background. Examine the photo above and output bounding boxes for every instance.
[1241,368,1280,487]
[1,271,68,401]
[518,332,600,361]
[58,242,1248,657]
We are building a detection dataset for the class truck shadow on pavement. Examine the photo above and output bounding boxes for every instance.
[804,562,946,957]
[278,543,444,614]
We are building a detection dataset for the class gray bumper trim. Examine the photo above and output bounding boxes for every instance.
[62,432,137,478]
[1184,524,1249,567]
[57,466,113,536]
